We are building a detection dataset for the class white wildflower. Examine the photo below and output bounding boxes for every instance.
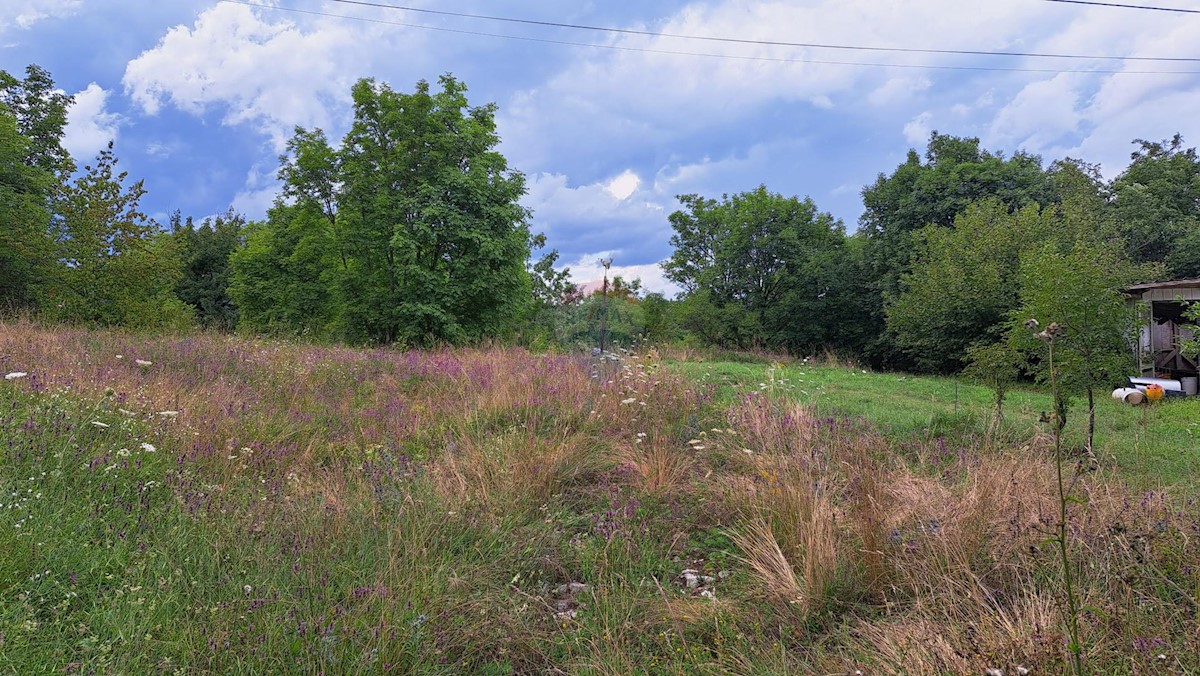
[157,410,179,417]
[135,359,152,367]
[140,442,156,453]
[4,372,28,380]
[243,584,253,595]
[620,397,637,405]
[115,354,124,359]
[116,448,130,457]
[91,421,109,428]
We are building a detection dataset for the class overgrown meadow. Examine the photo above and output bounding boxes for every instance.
[1,321,1197,674]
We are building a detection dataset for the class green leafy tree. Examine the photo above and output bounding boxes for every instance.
[1110,134,1200,275]
[859,132,1057,366]
[335,76,532,344]
[0,65,71,312]
[228,203,338,336]
[887,201,1056,372]
[663,186,850,353]
[41,143,192,330]
[1012,239,1143,452]
[172,209,246,330]
[0,65,74,178]
[0,104,54,311]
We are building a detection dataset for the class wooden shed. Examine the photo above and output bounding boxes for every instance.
[1126,279,1200,378]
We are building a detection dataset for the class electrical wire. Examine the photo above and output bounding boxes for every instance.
[317,0,1200,63]
[1041,0,1200,14]
[218,0,1200,75]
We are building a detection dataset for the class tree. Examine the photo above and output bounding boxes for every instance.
[0,65,71,312]
[172,208,246,330]
[230,75,531,345]
[1110,134,1200,275]
[0,105,53,311]
[1012,239,1143,452]
[228,203,338,336]
[859,132,1057,366]
[886,201,1056,372]
[663,186,850,353]
[41,142,192,330]
[0,65,74,178]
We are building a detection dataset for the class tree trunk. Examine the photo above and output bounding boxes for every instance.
[1087,386,1096,454]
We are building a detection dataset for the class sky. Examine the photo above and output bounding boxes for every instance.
[4,0,1200,293]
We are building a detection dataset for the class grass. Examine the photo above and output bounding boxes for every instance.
[1,321,1197,673]
[673,358,1200,488]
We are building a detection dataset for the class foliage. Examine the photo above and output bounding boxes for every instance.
[0,65,74,178]
[888,201,1056,372]
[38,143,192,330]
[231,76,532,345]
[0,66,70,312]
[1110,135,1200,275]
[171,209,246,330]
[859,132,1058,366]
[1011,238,1143,451]
[0,105,53,311]
[228,203,338,337]
[663,185,853,354]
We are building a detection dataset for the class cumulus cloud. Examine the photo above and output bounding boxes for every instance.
[122,3,380,147]
[562,252,680,297]
[902,112,934,146]
[498,0,1057,170]
[0,0,81,33]
[63,83,122,161]
[524,171,669,263]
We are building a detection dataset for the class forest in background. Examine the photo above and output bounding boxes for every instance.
[5,63,1200,377]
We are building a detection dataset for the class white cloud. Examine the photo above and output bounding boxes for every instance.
[563,253,680,297]
[122,3,381,147]
[63,83,121,161]
[524,171,669,261]
[868,76,931,107]
[499,0,1057,170]
[988,73,1084,153]
[0,0,81,33]
[903,112,933,146]
[604,170,641,200]
[230,163,279,219]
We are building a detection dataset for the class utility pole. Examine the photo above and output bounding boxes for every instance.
[598,257,613,354]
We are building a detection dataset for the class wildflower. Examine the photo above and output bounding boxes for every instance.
[636,432,647,438]
[115,354,124,359]
[135,359,152,367]
[140,443,156,453]
[4,372,28,380]
[91,421,109,428]
[243,585,253,595]
[116,448,130,457]
[620,397,637,405]
[157,410,180,417]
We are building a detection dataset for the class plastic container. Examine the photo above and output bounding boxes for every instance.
[1183,377,1198,396]
[1112,388,1145,405]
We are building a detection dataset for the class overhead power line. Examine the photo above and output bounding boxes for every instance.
[220,0,1200,75]
[318,0,1200,63]
[1041,0,1200,14]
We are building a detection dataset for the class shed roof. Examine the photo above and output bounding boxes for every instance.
[1126,278,1200,292]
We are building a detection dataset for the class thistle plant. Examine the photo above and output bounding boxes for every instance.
[1028,318,1085,675]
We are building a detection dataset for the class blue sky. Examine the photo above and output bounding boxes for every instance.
[4,0,1200,292]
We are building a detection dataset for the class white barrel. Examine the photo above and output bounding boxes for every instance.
[1112,388,1145,405]
[1183,377,1198,396]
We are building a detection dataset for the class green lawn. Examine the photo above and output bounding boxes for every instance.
[672,359,1200,487]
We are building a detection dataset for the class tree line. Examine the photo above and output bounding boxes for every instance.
[4,64,1198,386]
